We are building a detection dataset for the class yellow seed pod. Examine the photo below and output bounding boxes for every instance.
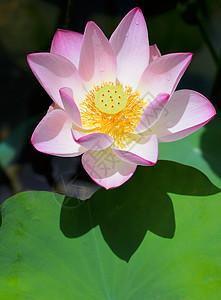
[94,86,127,114]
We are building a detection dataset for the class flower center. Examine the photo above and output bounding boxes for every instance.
[79,82,146,149]
[94,86,127,114]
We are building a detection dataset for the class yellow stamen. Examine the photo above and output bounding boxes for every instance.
[80,82,146,149]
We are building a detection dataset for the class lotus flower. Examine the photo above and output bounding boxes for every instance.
[28,7,215,189]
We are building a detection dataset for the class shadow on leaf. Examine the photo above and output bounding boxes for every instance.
[200,116,221,181]
[60,160,220,262]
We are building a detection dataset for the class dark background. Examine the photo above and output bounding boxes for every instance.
[0,0,221,203]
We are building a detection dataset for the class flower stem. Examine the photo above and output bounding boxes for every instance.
[197,16,219,66]
[211,55,221,110]
[65,0,75,30]
[195,0,219,66]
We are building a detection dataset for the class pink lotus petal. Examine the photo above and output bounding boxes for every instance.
[59,87,97,133]
[50,29,83,67]
[149,44,161,63]
[150,89,216,142]
[27,53,84,108]
[82,148,137,189]
[59,87,82,127]
[137,52,193,99]
[31,109,86,157]
[78,21,117,90]
[135,93,170,133]
[72,130,114,150]
[112,135,158,166]
[110,7,149,87]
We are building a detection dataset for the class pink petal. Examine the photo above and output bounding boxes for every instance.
[82,148,137,189]
[72,130,114,150]
[27,53,84,108]
[78,22,117,90]
[149,44,161,63]
[112,135,158,166]
[59,87,98,133]
[137,52,193,99]
[50,29,83,67]
[31,109,86,157]
[150,89,216,142]
[59,87,82,127]
[109,7,149,87]
[135,93,170,133]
